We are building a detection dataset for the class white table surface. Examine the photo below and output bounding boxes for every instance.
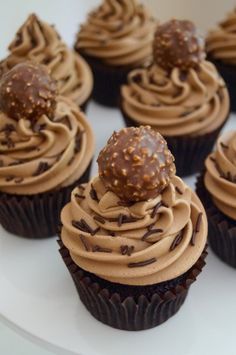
[0,1,236,355]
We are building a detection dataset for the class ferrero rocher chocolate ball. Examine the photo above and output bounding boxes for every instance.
[0,62,57,120]
[97,126,176,202]
[153,19,205,71]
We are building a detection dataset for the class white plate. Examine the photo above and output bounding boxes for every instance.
[0,102,236,355]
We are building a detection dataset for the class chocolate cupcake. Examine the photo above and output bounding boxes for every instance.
[121,20,230,177]
[59,126,207,331]
[196,132,236,268]
[206,9,236,112]
[75,0,156,107]
[0,14,93,112]
[0,62,95,238]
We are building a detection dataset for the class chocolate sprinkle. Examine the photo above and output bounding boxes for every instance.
[120,245,135,256]
[74,130,84,154]
[72,219,100,236]
[220,142,229,150]
[80,235,90,251]
[14,177,24,184]
[90,184,99,201]
[74,193,85,200]
[93,215,106,225]
[33,161,50,176]
[117,200,134,207]
[175,186,184,195]
[92,245,112,253]
[190,212,203,246]
[5,175,15,182]
[128,257,157,268]
[142,228,163,241]
[169,230,184,251]
[151,201,163,218]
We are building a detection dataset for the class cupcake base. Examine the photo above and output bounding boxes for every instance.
[78,52,135,108]
[207,56,236,112]
[196,174,236,268]
[58,240,207,331]
[0,162,92,239]
[122,109,225,177]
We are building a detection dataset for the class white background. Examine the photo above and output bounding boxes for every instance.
[0,1,235,354]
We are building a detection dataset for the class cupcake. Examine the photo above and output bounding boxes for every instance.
[75,0,156,107]
[196,132,236,268]
[0,62,95,238]
[206,9,236,112]
[121,20,230,177]
[0,14,93,112]
[59,126,207,331]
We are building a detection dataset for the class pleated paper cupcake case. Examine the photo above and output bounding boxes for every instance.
[58,239,207,331]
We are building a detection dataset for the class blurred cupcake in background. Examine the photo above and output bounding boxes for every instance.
[0,62,95,238]
[75,0,156,107]
[121,19,230,177]
[0,14,93,112]
[197,131,236,268]
[59,126,207,331]
[206,8,236,112]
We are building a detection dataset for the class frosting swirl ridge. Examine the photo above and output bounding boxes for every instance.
[121,61,229,136]
[0,14,93,106]
[206,9,236,65]
[75,0,156,67]
[205,131,236,219]
[0,97,94,195]
[61,175,207,285]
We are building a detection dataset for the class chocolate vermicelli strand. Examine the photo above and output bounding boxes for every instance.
[93,215,106,225]
[151,201,163,218]
[80,235,90,251]
[169,230,184,251]
[128,257,157,268]
[90,184,99,201]
[175,186,184,195]
[142,228,163,241]
[92,245,112,253]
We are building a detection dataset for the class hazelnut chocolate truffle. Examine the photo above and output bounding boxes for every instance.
[0,62,57,120]
[153,19,205,71]
[97,126,176,201]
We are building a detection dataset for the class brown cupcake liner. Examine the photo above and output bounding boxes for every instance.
[0,162,92,239]
[207,55,236,112]
[121,108,227,177]
[58,239,207,331]
[78,51,135,108]
[196,173,236,268]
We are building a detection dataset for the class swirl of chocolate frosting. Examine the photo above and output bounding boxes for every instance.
[0,95,95,195]
[121,61,229,136]
[205,131,236,220]
[75,0,156,67]
[0,14,93,107]
[61,175,207,286]
[206,9,236,65]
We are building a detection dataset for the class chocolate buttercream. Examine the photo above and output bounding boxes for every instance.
[206,9,236,65]
[61,175,207,285]
[75,0,156,67]
[205,131,236,220]
[121,61,229,136]
[0,14,93,106]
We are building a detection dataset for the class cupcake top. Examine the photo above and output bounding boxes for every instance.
[75,0,156,67]
[0,62,95,195]
[0,14,93,107]
[61,126,207,286]
[121,19,229,137]
[206,9,236,65]
[205,131,236,220]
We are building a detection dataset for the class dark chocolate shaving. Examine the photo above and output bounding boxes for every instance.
[142,228,163,241]
[128,257,157,268]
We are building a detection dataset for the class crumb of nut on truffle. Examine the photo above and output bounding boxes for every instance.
[97,126,176,202]
[0,62,57,120]
[153,19,205,71]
